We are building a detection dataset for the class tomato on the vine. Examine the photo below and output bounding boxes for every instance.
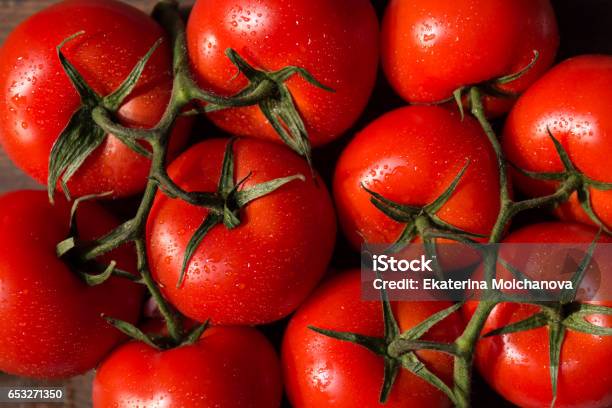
[334,105,501,249]
[186,0,379,146]
[282,270,465,407]
[503,55,612,229]
[381,0,559,116]
[464,222,612,408]
[93,326,282,407]
[0,0,190,199]
[147,138,336,326]
[0,190,143,379]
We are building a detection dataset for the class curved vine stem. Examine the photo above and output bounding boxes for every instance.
[309,69,601,406]
[383,85,612,408]
[355,85,587,407]
[449,87,588,407]
[54,0,316,348]
[54,0,229,344]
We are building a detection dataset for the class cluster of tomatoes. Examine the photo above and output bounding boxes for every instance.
[0,0,611,407]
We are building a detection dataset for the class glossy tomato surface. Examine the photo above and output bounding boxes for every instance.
[504,55,612,229]
[282,270,465,407]
[334,105,501,249]
[0,190,143,379]
[93,326,282,408]
[465,222,612,408]
[147,138,336,325]
[186,0,379,146]
[0,0,190,198]
[381,0,558,116]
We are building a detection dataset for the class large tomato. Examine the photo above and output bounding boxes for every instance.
[503,55,612,229]
[0,0,190,199]
[381,0,559,116]
[334,105,501,249]
[0,190,143,379]
[93,326,281,408]
[186,0,379,146]
[465,222,612,408]
[147,138,336,325]
[282,270,465,407]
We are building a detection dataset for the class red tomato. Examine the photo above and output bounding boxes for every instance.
[0,0,190,199]
[186,0,379,146]
[381,0,559,116]
[465,222,612,408]
[334,106,501,249]
[282,270,465,407]
[504,55,612,229]
[146,138,336,325]
[93,326,282,408]
[0,190,143,379]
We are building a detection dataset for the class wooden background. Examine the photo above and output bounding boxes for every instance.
[0,0,610,407]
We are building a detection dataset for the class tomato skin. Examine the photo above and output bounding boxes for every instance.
[146,138,336,325]
[0,0,190,199]
[503,55,612,229]
[381,0,558,116]
[464,222,612,408]
[333,105,501,249]
[282,270,464,407]
[0,190,143,379]
[186,0,379,146]
[93,326,282,408]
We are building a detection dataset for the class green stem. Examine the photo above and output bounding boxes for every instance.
[79,219,136,261]
[388,339,458,356]
[374,85,585,406]
[469,88,511,206]
[152,0,276,108]
[135,238,183,342]
[81,123,183,342]
[443,89,512,407]
[453,301,497,407]
[81,57,194,342]
[512,175,580,213]
[414,215,432,235]
[81,0,316,347]
[447,88,585,407]
[150,165,223,209]
[81,85,184,261]
[92,107,157,141]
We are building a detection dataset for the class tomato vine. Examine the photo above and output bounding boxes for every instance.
[45,0,612,406]
[52,0,321,347]
[311,52,612,408]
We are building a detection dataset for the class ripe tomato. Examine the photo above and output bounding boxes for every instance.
[282,270,465,407]
[93,326,282,407]
[503,55,612,229]
[0,190,143,379]
[465,222,612,408]
[147,138,336,325]
[381,0,559,116]
[334,106,501,249]
[186,0,379,146]
[0,0,190,199]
